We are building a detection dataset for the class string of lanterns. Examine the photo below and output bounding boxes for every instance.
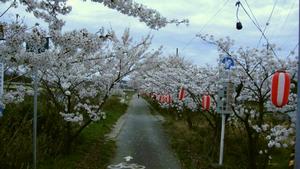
[149,69,290,111]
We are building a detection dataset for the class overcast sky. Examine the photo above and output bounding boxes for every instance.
[0,0,299,66]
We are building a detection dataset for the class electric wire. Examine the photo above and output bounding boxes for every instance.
[243,0,296,59]
[279,0,296,33]
[0,5,13,18]
[0,0,16,18]
[238,1,279,58]
[198,0,231,34]
[182,0,230,51]
[243,0,262,29]
[276,0,297,52]
[257,0,278,47]
[286,43,299,58]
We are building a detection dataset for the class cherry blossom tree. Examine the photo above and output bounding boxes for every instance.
[0,0,186,167]
[197,34,297,169]
[1,0,188,31]
[35,28,161,146]
[134,34,297,169]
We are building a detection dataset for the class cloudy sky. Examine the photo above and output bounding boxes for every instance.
[0,0,299,66]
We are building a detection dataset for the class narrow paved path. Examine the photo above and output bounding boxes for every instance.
[109,95,181,169]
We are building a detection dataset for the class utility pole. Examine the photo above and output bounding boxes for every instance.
[0,30,5,117]
[33,67,38,169]
[294,1,300,168]
[28,36,49,169]
[0,63,3,117]
[219,113,225,165]
[217,57,234,166]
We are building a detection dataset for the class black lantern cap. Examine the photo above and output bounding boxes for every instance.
[236,22,243,30]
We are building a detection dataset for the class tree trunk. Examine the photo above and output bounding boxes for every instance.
[185,107,193,129]
[186,115,193,129]
[68,88,113,144]
[63,122,72,154]
[246,124,257,169]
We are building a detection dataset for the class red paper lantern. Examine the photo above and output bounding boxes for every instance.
[163,95,167,103]
[166,95,172,104]
[202,95,211,110]
[178,86,185,101]
[159,95,164,103]
[271,71,291,107]
[169,95,173,104]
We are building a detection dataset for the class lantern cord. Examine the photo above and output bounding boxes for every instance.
[235,1,241,22]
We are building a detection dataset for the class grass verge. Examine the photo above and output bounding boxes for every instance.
[38,94,131,169]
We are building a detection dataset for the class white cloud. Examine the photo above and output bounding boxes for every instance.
[0,0,298,66]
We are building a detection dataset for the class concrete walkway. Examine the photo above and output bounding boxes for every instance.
[108,95,181,169]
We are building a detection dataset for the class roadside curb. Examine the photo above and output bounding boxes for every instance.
[105,112,128,140]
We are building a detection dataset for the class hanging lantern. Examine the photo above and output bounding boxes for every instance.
[166,95,172,104]
[165,95,169,103]
[0,24,4,40]
[202,95,211,111]
[163,95,167,103]
[178,86,185,101]
[159,95,164,103]
[236,21,243,30]
[271,71,291,107]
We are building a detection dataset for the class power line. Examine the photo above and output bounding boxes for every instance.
[238,1,279,58]
[286,43,299,58]
[182,0,230,51]
[0,1,15,18]
[265,0,296,43]
[182,36,196,51]
[275,0,298,51]
[243,0,262,29]
[198,0,231,34]
[257,0,278,47]
[279,0,296,31]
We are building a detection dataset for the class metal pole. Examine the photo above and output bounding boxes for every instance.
[219,113,225,165]
[33,67,38,169]
[295,1,300,168]
[0,63,3,117]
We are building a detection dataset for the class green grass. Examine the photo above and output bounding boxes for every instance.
[38,94,131,169]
